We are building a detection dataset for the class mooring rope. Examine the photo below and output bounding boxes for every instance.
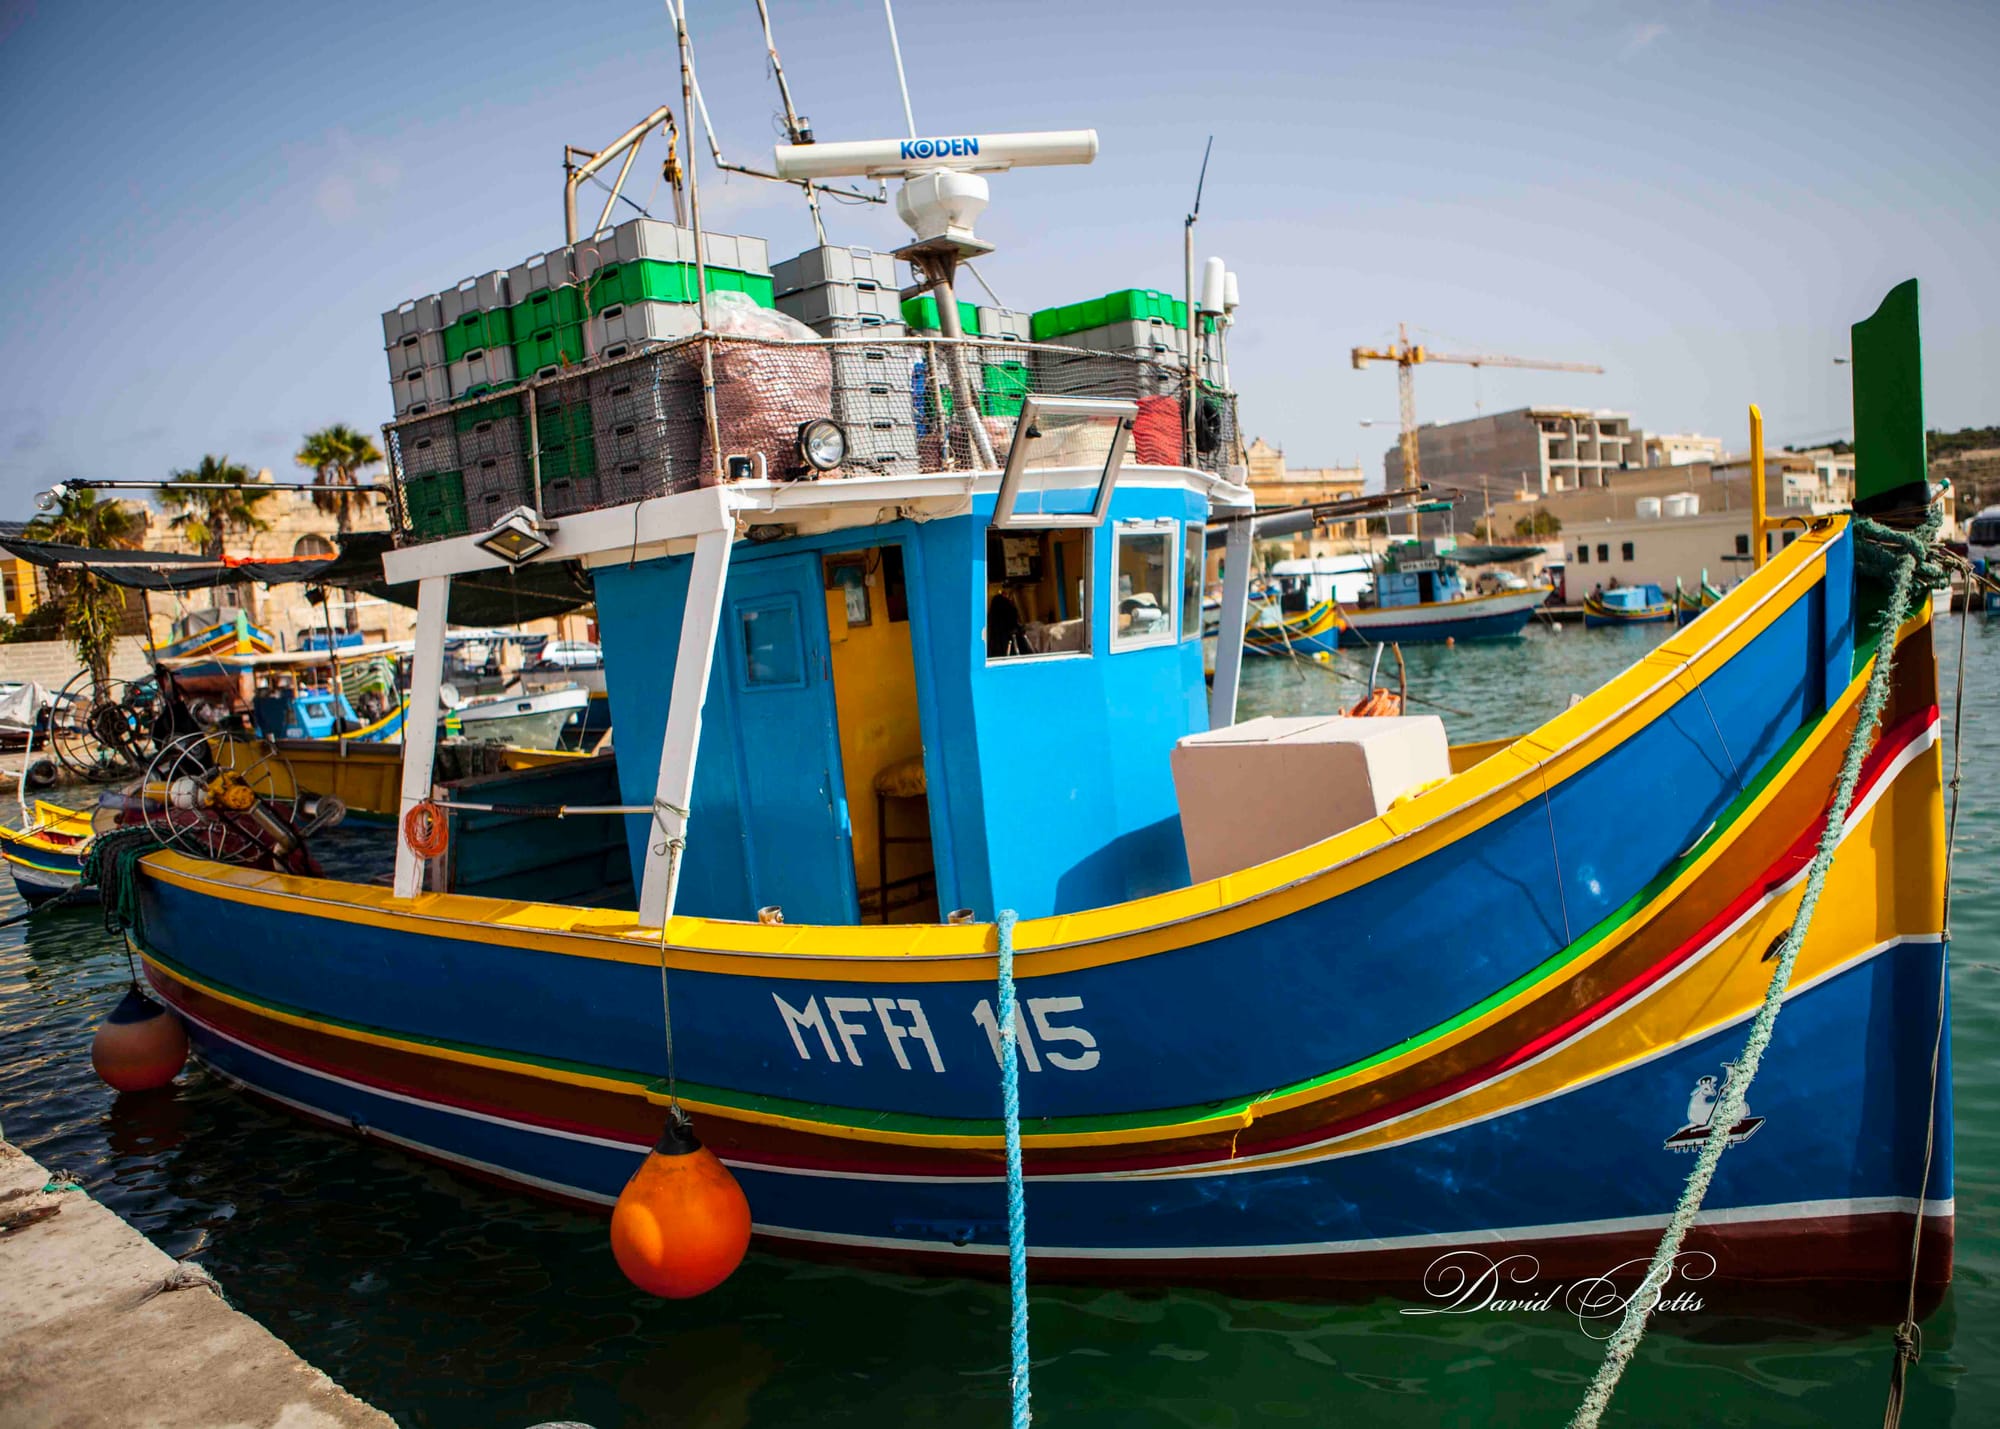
[1569,512,1941,1429]
[995,907,1031,1429]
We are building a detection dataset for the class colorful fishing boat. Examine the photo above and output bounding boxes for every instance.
[1241,597,1345,657]
[148,607,275,663]
[0,800,95,906]
[99,143,1946,1307]
[1583,583,1675,627]
[1675,575,1727,625]
[1338,541,1549,644]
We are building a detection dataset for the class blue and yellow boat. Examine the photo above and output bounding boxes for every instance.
[1583,583,1676,627]
[1241,597,1345,657]
[0,800,96,906]
[109,230,1947,1303]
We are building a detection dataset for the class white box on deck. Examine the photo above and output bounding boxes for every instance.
[1172,715,1451,884]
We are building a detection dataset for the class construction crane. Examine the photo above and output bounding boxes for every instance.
[1352,323,1604,529]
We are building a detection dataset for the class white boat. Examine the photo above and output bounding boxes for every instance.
[449,686,588,749]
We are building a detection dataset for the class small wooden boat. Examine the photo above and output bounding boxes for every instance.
[0,800,95,906]
[1583,584,1675,627]
[1241,597,1344,657]
[1675,576,1727,626]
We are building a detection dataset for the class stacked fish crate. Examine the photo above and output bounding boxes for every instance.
[384,217,771,537]
[778,246,918,475]
[900,295,1037,435]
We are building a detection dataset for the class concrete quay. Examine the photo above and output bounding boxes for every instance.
[0,1137,391,1429]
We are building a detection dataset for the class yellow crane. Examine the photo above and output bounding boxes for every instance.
[1351,323,1604,525]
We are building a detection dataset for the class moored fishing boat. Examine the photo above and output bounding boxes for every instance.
[85,112,1948,1307]
[0,799,95,906]
[1583,583,1675,627]
[1338,540,1549,644]
[447,686,588,750]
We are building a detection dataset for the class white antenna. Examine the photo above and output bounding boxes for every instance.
[883,0,918,140]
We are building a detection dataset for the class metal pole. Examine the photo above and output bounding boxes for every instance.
[755,0,827,245]
[930,267,997,470]
[883,0,918,139]
[593,136,644,241]
[1209,516,1254,729]
[1749,404,1768,570]
[1184,218,1197,466]
[526,395,544,518]
[564,105,676,246]
[675,5,726,484]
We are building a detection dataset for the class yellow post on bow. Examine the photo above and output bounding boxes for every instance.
[1749,404,1767,570]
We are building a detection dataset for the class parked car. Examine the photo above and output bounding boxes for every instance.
[537,640,603,670]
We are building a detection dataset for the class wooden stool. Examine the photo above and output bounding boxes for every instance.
[871,755,931,922]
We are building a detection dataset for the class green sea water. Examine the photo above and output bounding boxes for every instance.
[1,618,1993,1427]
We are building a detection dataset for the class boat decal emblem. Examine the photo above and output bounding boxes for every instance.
[1663,1063,1764,1152]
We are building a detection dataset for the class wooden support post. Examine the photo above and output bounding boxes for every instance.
[392,575,450,899]
[638,526,734,927]
[1749,404,1767,570]
[1208,517,1254,730]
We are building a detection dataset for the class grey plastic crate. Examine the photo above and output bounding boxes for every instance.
[586,300,701,360]
[773,244,898,296]
[506,248,576,300]
[393,364,453,416]
[448,345,518,398]
[386,329,446,381]
[975,307,1032,342]
[457,408,526,463]
[597,218,770,275]
[803,314,906,340]
[541,472,607,517]
[382,297,442,346]
[398,415,458,477]
[440,271,511,327]
[831,344,919,430]
[464,450,531,522]
[1050,318,1186,354]
[777,281,901,331]
[844,416,919,476]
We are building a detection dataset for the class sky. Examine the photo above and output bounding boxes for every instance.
[0,0,1994,516]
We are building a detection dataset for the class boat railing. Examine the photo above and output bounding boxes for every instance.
[381,333,1240,547]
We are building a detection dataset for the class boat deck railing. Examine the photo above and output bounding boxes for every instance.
[383,333,1240,546]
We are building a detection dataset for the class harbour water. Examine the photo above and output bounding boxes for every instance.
[2,617,1993,1427]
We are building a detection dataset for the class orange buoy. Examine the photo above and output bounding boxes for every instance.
[610,1111,751,1298]
[91,984,187,1093]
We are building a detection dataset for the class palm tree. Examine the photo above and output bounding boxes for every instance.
[24,490,143,692]
[295,423,383,535]
[160,455,272,559]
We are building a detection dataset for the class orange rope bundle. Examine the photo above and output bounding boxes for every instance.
[1346,688,1404,718]
[402,799,449,859]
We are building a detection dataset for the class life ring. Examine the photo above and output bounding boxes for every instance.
[403,799,449,859]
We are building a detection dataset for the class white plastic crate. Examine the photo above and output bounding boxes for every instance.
[440,272,511,327]
[975,307,1032,342]
[386,330,446,381]
[773,245,898,296]
[586,300,702,361]
[843,417,919,476]
[802,314,905,340]
[506,248,576,300]
[394,365,452,416]
[586,367,675,430]
[777,281,900,331]
[398,416,458,477]
[382,297,442,346]
[448,345,518,398]
[1052,318,1186,354]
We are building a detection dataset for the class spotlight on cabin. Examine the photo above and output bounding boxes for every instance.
[477,506,552,565]
[796,419,847,474]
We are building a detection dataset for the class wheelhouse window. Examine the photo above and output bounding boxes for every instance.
[1112,520,1175,651]
[1181,524,1205,639]
[986,528,1090,660]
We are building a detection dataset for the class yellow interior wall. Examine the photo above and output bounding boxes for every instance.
[823,550,931,914]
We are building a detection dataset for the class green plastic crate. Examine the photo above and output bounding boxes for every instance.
[901,295,980,333]
[452,394,522,433]
[403,470,468,540]
[583,262,776,316]
[1031,289,1190,341]
[514,324,585,379]
[980,360,1030,416]
[537,433,598,485]
[512,285,584,336]
[441,308,514,364]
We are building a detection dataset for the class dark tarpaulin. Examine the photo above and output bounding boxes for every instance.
[0,531,595,624]
[1450,543,1548,566]
[0,538,341,591]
